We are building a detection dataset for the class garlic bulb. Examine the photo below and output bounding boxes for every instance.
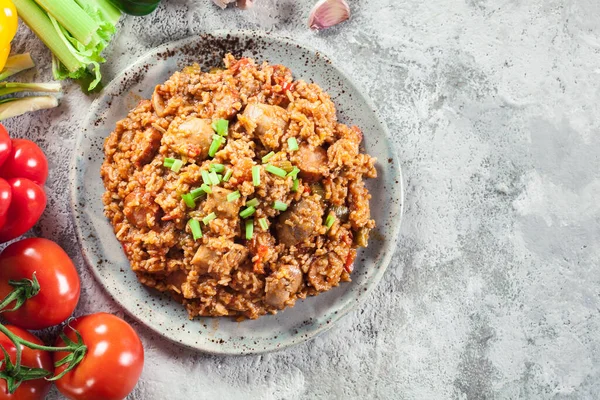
[308,0,351,30]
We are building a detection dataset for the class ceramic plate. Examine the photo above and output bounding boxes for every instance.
[71,31,403,355]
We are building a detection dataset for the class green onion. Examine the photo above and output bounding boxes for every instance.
[287,137,299,151]
[273,201,288,211]
[201,170,211,185]
[0,53,35,81]
[258,217,269,231]
[163,158,175,168]
[246,198,259,208]
[265,164,287,178]
[210,163,225,173]
[171,159,183,172]
[217,174,223,182]
[181,193,195,208]
[202,212,217,225]
[223,169,233,182]
[227,191,241,202]
[0,96,58,121]
[240,206,256,219]
[252,165,261,186]
[188,219,202,240]
[287,167,300,179]
[201,183,212,194]
[325,213,336,229]
[245,220,254,240]
[208,135,224,157]
[211,119,229,136]
[261,151,275,163]
[292,179,299,192]
[208,171,220,185]
[190,187,205,199]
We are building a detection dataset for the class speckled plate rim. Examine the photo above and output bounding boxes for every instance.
[70,30,404,355]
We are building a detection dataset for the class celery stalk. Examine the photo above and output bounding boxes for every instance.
[0,82,62,96]
[0,54,36,81]
[89,0,121,26]
[12,0,83,74]
[0,96,59,120]
[34,0,99,46]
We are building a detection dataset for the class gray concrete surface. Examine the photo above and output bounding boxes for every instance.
[5,0,600,398]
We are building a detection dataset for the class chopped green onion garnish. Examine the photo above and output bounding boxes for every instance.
[261,151,275,163]
[212,119,229,136]
[288,137,299,151]
[171,159,183,172]
[325,213,336,229]
[252,165,261,186]
[201,170,211,185]
[240,206,256,219]
[265,164,287,178]
[163,158,175,168]
[181,193,195,208]
[223,169,233,182]
[201,183,212,194]
[208,135,225,157]
[246,198,259,208]
[273,201,288,211]
[209,171,220,185]
[245,220,254,240]
[210,163,225,173]
[202,212,217,225]
[258,217,269,231]
[292,179,299,192]
[188,219,202,240]
[287,167,300,179]
[190,187,205,199]
[227,191,241,202]
[217,174,223,182]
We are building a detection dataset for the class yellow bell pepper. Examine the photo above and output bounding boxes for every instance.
[0,0,18,72]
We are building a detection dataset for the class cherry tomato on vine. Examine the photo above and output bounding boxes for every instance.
[0,179,46,244]
[0,139,48,186]
[0,326,53,400]
[0,238,80,330]
[53,313,144,400]
[0,125,11,169]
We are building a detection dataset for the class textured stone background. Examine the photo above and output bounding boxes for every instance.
[5,0,600,398]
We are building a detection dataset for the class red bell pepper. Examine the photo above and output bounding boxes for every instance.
[0,124,47,243]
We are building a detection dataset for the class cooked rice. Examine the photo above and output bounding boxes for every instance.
[101,55,376,320]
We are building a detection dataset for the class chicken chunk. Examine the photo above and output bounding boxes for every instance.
[294,144,327,181]
[202,187,241,219]
[132,127,161,167]
[123,189,160,228]
[242,103,289,149]
[276,196,324,247]
[191,240,248,276]
[265,264,303,309]
[163,117,214,159]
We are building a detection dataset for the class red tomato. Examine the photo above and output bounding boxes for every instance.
[53,313,144,400]
[0,139,48,186]
[0,238,80,329]
[0,178,46,244]
[0,178,11,228]
[0,125,11,169]
[0,325,53,400]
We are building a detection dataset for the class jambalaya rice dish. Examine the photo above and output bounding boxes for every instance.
[101,55,377,320]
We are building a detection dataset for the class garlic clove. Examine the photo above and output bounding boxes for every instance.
[308,0,351,30]
[212,0,235,9]
[237,0,254,9]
